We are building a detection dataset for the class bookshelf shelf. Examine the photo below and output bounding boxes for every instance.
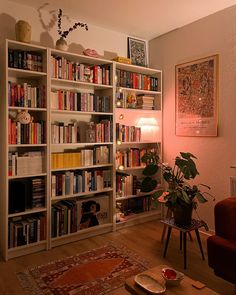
[116,210,161,229]
[8,68,47,78]
[116,166,144,172]
[51,110,113,116]
[0,39,162,260]
[117,86,161,95]
[9,144,47,148]
[51,187,113,201]
[8,207,47,218]
[51,164,113,172]
[117,141,158,146]
[51,142,112,148]
[9,173,47,179]
[8,107,47,112]
[116,187,162,201]
[8,240,47,259]
[51,49,112,65]
[51,78,113,90]
[51,223,113,248]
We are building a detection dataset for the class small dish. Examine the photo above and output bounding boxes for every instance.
[134,273,166,294]
[161,268,184,286]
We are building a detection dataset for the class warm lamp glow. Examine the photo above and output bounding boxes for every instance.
[116,101,121,107]
[118,165,124,170]
[137,117,159,141]
[119,114,124,120]
[116,140,122,145]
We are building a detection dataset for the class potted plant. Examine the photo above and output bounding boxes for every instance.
[156,152,214,225]
[140,149,159,193]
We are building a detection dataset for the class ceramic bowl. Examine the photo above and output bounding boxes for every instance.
[161,268,184,286]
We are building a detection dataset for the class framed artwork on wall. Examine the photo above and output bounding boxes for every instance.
[175,55,218,136]
[128,37,147,67]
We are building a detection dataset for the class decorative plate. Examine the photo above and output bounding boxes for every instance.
[134,274,166,294]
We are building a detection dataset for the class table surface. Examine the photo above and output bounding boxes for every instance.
[125,265,219,295]
[161,218,207,233]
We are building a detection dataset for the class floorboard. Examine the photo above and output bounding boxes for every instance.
[0,220,234,295]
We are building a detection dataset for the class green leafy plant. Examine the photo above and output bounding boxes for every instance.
[157,152,214,209]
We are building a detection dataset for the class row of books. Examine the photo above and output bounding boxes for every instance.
[116,147,158,169]
[50,90,111,113]
[51,169,111,197]
[116,123,141,142]
[8,49,43,72]
[51,120,112,144]
[8,82,46,108]
[116,148,146,169]
[8,214,46,248]
[116,69,158,91]
[51,195,109,237]
[51,56,111,85]
[9,178,45,214]
[116,92,155,110]
[8,119,46,144]
[116,196,155,223]
[51,146,110,169]
[8,151,45,176]
[85,120,112,143]
[116,173,138,197]
[51,121,80,144]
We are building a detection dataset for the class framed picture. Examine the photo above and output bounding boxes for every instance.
[128,37,147,67]
[175,55,218,136]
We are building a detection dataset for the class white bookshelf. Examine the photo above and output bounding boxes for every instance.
[0,39,162,260]
[115,61,162,228]
[0,39,49,261]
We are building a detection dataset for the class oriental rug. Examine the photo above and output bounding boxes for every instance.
[17,244,149,295]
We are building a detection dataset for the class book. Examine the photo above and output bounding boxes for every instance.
[78,195,110,229]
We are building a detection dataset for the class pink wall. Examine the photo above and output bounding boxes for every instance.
[149,5,236,231]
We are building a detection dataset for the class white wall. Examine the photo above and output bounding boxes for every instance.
[149,5,236,231]
[0,1,128,58]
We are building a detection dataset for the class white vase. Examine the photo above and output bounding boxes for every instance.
[56,38,68,51]
[15,20,31,43]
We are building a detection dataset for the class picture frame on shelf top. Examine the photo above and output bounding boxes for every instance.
[127,37,148,67]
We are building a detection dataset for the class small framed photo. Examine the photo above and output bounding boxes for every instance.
[128,37,147,67]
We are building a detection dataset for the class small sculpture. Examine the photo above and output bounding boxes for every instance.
[16,110,32,124]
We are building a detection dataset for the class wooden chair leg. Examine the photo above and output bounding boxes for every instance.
[161,207,172,243]
[188,232,193,241]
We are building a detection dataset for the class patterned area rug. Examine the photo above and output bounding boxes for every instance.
[17,244,149,295]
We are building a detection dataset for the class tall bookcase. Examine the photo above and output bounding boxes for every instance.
[0,40,49,260]
[114,62,162,229]
[0,39,162,260]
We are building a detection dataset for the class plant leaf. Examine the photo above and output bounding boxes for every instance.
[143,164,158,176]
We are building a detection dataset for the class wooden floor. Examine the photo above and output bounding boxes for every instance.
[0,220,234,295]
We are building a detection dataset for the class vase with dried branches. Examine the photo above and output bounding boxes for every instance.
[56,9,88,51]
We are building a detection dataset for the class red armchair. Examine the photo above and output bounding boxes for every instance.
[207,197,236,284]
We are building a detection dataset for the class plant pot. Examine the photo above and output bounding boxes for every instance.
[172,204,193,226]
[15,20,31,43]
[56,37,68,51]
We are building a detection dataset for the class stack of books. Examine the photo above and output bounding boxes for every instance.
[136,95,155,110]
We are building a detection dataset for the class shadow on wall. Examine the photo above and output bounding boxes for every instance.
[68,43,85,55]
[0,13,16,45]
[37,3,55,48]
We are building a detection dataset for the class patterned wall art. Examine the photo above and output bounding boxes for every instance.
[128,37,147,67]
[175,55,218,136]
